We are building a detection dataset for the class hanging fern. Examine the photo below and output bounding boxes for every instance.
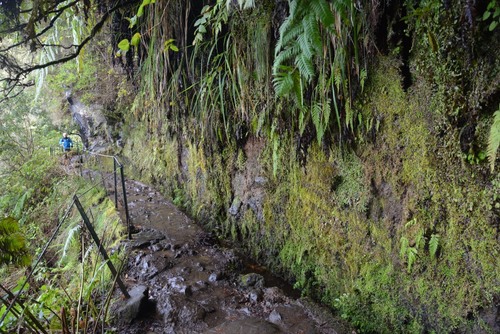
[273,65,302,104]
[487,107,500,172]
[273,0,333,85]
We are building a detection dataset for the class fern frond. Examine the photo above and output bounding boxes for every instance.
[297,32,313,59]
[407,247,417,272]
[310,0,334,27]
[429,234,439,259]
[273,45,300,73]
[400,236,409,259]
[279,24,303,52]
[61,225,81,260]
[312,102,324,143]
[303,14,322,54]
[312,102,322,130]
[275,2,298,54]
[274,25,304,57]
[273,66,295,97]
[487,108,500,172]
[295,53,315,82]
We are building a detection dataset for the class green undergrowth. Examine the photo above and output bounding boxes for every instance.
[1,128,126,332]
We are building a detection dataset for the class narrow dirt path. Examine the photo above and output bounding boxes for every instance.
[112,179,352,334]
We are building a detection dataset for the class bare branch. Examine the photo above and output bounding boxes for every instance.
[0,0,139,101]
[0,0,79,53]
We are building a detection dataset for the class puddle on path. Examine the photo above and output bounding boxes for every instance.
[111,180,353,334]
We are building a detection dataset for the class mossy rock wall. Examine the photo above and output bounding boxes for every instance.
[121,57,499,333]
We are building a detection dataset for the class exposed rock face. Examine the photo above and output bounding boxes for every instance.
[66,90,113,152]
[230,138,267,221]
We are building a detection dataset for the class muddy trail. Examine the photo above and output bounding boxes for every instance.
[106,179,352,334]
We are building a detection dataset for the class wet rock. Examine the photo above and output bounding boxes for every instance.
[180,285,192,296]
[229,197,242,216]
[178,302,206,322]
[112,285,148,325]
[204,318,282,334]
[194,280,209,292]
[269,309,282,324]
[248,289,263,303]
[272,304,318,334]
[167,276,186,293]
[208,272,220,282]
[239,273,264,289]
[128,229,166,248]
[263,287,286,304]
[149,243,163,252]
[254,176,268,185]
[134,253,143,265]
[156,294,176,325]
[239,307,252,315]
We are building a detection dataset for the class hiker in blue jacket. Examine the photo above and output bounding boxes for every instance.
[59,133,73,152]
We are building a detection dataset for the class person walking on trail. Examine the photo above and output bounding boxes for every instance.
[59,133,73,152]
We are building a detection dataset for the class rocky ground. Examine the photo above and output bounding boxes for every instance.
[107,180,353,334]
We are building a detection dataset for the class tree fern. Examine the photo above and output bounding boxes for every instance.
[487,107,500,172]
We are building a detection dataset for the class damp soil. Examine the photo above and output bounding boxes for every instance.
[111,179,353,334]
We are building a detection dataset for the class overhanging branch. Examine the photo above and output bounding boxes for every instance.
[0,0,139,101]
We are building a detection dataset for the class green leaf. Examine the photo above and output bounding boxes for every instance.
[489,20,498,31]
[137,4,145,17]
[117,39,130,52]
[487,108,500,172]
[407,247,417,272]
[164,39,179,52]
[429,234,439,259]
[131,33,141,47]
[400,236,409,259]
[194,17,207,26]
[427,31,438,53]
[0,217,30,266]
[483,10,491,20]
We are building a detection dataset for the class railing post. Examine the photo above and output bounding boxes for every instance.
[79,146,83,177]
[97,157,108,197]
[73,195,130,299]
[113,158,118,209]
[119,163,132,240]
